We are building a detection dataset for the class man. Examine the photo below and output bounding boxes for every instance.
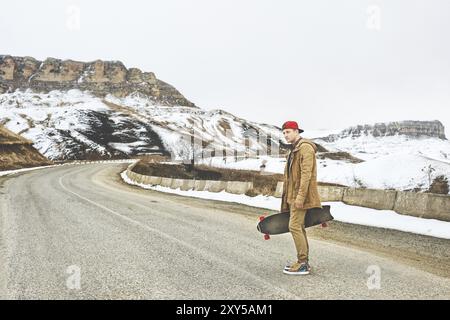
[280,121,322,275]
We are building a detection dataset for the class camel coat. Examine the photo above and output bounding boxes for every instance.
[281,138,322,211]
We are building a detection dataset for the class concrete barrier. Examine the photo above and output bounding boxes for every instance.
[394,191,450,222]
[170,178,185,190]
[135,174,144,184]
[180,179,196,191]
[225,181,253,195]
[148,176,162,185]
[127,171,137,180]
[274,182,284,198]
[193,180,206,191]
[318,185,345,202]
[343,188,397,210]
[123,161,450,222]
[160,178,173,188]
[141,175,151,185]
[204,180,227,193]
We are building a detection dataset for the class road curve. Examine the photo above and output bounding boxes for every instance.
[0,163,449,299]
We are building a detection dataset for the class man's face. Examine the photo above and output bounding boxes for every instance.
[283,128,299,144]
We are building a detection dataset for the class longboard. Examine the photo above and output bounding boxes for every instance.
[257,205,333,240]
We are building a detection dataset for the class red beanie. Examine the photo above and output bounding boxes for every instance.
[282,121,304,133]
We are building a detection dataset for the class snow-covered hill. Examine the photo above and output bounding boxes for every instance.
[0,89,163,159]
[104,93,284,159]
[0,89,285,160]
[198,126,450,194]
[312,129,450,193]
[313,133,450,163]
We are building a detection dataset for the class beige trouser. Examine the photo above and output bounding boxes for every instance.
[288,204,309,263]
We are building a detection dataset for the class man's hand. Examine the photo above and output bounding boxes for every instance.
[294,196,305,209]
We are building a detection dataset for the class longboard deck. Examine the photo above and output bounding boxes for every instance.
[257,205,333,235]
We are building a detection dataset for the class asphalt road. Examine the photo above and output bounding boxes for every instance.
[0,163,449,299]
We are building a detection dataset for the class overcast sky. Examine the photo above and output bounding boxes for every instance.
[2,0,449,137]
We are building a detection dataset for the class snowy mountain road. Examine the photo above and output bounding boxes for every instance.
[0,163,449,299]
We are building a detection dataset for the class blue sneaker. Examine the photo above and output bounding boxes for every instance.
[283,261,311,275]
[284,260,311,271]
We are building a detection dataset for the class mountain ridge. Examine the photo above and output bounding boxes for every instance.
[319,120,446,141]
[0,55,195,107]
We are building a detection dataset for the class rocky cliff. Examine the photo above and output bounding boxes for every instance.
[0,55,195,107]
[322,120,446,141]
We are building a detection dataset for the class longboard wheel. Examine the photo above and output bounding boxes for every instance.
[321,222,328,228]
[259,216,265,221]
[264,234,270,240]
